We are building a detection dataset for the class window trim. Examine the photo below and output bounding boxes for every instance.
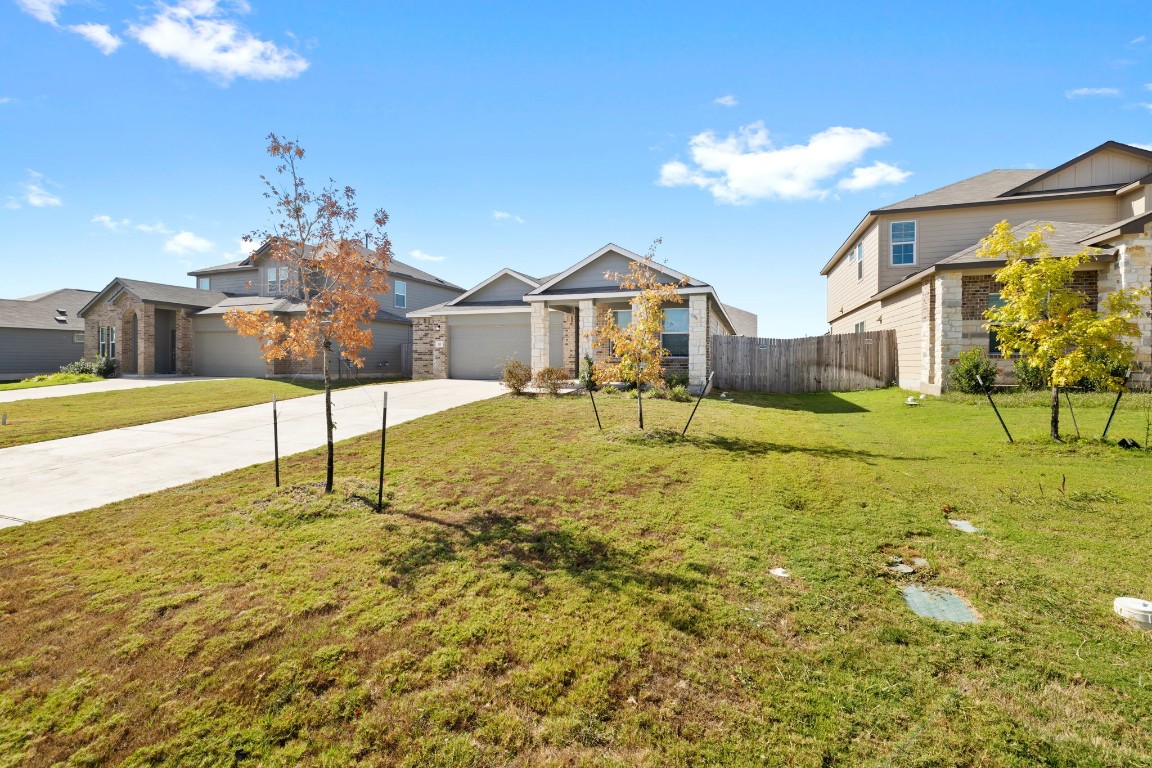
[266,266,288,295]
[394,279,407,309]
[854,320,866,334]
[855,243,863,281]
[890,220,917,267]
[661,307,689,358]
[198,277,210,290]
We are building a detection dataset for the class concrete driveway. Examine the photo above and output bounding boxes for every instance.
[0,376,229,404]
[0,379,505,529]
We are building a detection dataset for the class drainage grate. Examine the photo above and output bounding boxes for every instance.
[901,585,981,623]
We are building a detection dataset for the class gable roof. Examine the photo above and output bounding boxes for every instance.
[188,260,251,276]
[446,268,541,306]
[80,278,229,317]
[1080,210,1152,246]
[999,141,1152,196]
[0,288,97,331]
[527,243,707,297]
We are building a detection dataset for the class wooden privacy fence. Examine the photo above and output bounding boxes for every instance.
[712,330,897,393]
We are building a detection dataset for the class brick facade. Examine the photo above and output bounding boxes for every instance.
[412,315,448,379]
[961,270,1099,321]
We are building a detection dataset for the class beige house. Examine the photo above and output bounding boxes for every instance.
[409,244,756,389]
[822,141,1152,393]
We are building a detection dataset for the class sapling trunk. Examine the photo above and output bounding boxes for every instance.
[323,339,335,492]
[1050,385,1061,441]
[637,376,644,429]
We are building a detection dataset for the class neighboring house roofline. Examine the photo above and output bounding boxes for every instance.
[0,288,98,331]
[14,287,97,302]
[445,268,540,306]
[998,141,1152,197]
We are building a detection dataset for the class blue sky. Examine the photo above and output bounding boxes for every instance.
[3,0,1150,336]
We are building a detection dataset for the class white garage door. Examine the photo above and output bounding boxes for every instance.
[193,317,267,377]
[449,313,530,380]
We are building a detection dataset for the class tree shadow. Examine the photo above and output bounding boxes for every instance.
[382,509,705,618]
[684,433,924,462]
[712,390,871,414]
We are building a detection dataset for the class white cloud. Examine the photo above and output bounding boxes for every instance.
[408,249,445,262]
[15,0,68,24]
[0,98,13,105]
[92,214,131,230]
[837,161,912,192]
[714,94,738,107]
[492,210,525,224]
[163,230,215,254]
[128,0,309,83]
[9,170,63,208]
[135,221,173,234]
[1131,142,1152,151]
[68,23,122,54]
[1132,35,1146,45]
[1065,87,1121,98]
[658,122,900,203]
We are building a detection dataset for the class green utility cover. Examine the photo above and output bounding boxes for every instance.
[901,586,980,623]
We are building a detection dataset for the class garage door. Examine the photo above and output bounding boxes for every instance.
[193,317,267,377]
[449,313,530,379]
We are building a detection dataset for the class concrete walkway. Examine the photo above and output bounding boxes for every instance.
[0,376,228,403]
[0,379,506,529]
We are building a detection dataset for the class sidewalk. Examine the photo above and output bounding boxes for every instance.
[0,376,226,404]
[0,379,506,529]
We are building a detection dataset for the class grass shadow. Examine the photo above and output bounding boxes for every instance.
[685,433,923,462]
[713,390,872,413]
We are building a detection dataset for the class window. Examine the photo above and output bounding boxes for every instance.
[198,277,210,290]
[266,267,288,294]
[854,321,866,333]
[662,308,689,357]
[98,326,117,358]
[856,243,863,280]
[395,280,407,309]
[890,221,916,266]
[988,292,1006,356]
[73,332,85,344]
[613,309,633,329]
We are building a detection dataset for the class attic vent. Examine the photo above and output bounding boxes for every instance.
[54,316,68,323]
[56,309,67,316]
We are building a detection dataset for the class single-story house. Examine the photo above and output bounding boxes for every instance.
[408,243,757,389]
[822,140,1152,392]
[0,288,97,380]
[77,246,463,378]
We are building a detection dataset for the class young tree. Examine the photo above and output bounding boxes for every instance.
[588,240,688,428]
[225,133,392,491]
[979,220,1147,440]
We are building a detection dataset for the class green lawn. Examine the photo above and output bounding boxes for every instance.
[0,373,102,391]
[2,389,1152,766]
[0,378,377,448]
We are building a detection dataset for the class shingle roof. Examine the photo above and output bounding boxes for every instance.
[876,170,1045,212]
[116,278,229,307]
[1080,210,1152,245]
[192,295,307,315]
[0,288,97,331]
[936,220,1115,267]
[187,260,251,275]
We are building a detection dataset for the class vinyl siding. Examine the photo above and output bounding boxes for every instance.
[202,270,258,294]
[550,251,678,291]
[384,278,460,313]
[826,223,879,322]
[876,197,1119,293]
[0,328,86,377]
[466,274,536,303]
[1015,149,1152,193]
[363,320,411,377]
[828,285,923,390]
[1119,187,1148,218]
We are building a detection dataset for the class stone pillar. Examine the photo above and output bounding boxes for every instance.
[578,299,596,364]
[562,309,577,377]
[688,294,708,387]
[412,315,448,379]
[530,302,550,375]
[920,280,937,393]
[933,272,962,390]
[175,309,194,375]
[136,303,156,375]
[1102,234,1152,387]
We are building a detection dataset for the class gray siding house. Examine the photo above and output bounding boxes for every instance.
[823,140,1152,392]
[0,288,97,380]
[409,244,756,389]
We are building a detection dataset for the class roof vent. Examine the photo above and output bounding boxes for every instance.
[56,308,67,316]
[54,316,68,323]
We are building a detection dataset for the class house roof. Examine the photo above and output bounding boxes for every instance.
[446,267,541,306]
[192,242,465,292]
[0,288,97,331]
[1080,210,1152,246]
[999,140,1152,196]
[192,295,307,315]
[80,278,229,317]
[527,243,708,297]
[866,220,1115,306]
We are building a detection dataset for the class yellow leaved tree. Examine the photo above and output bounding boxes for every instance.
[589,240,688,428]
[979,220,1147,440]
[225,133,392,492]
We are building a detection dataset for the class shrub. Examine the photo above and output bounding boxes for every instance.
[532,366,568,395]
[60,356,116,378]
[599,385,620,396]
[664,372,689,389]
[500,359,532,395]
[1014,358,1047,391]
[578,354,596,391]
[668,384,692,402]
[947,348,997,393]
[1073,350,1130,392]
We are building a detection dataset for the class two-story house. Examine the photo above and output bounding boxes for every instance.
[823,141,1152,393]
[79,243,463,377]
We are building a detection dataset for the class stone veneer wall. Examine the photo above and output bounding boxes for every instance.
[561,310,577,377]
[412,315,448,379]
[1099,236,1152,388]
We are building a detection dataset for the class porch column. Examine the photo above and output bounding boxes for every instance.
[688,294,708,387]
[176,309,194,375]
[919,280,937,394]
[578,299,596,364]
[530,302,550,375]
[933,272,962,390]
[136,303,156,375]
